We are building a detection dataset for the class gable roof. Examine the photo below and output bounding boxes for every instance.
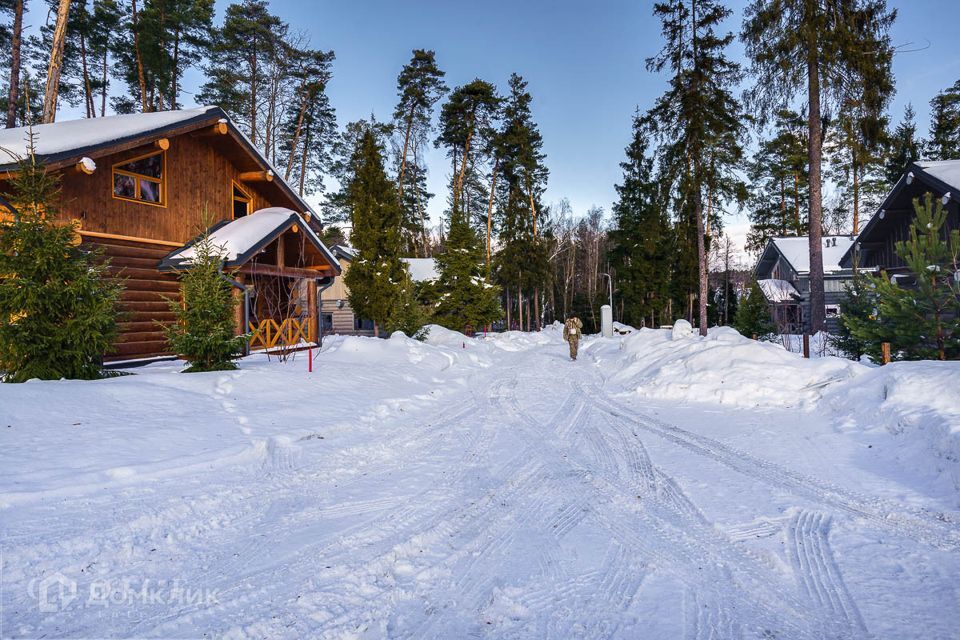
[0,106,317,219]
[158,207,340,273]
[756,236,855,277]
[758,278,802,303]
[839,160,960,268]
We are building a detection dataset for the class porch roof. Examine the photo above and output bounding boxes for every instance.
[157,207,341,274]
[758,278,802,303]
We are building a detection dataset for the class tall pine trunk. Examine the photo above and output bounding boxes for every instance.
[131,0,148,112]
[42,0,72,123]
[806,27,826,333]
[5,0,24,127]
[100,48,108,116]
[397,103,415,197]
[80,28,94,118]
[486,158,498,274]
[284,91,311,181]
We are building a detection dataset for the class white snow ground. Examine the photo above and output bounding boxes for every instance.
[1,326,959,639]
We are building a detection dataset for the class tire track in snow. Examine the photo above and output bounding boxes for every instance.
[583,383,960,552]
[787,510,868,639]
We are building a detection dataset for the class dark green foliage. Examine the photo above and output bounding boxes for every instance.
[385,272,430,340]
[831,274,882,361]
[325,118,395,224]
[927,81,960,161]
[0,138,121,382]
[433,207,501,332]
[845,194,960,360]
[343,129,405,336]
[745,109,807,253]
[164,226,246,373]
[608,114,671,327]
[645,0,747,334]
[733,281,775,340]
[884,104,923,186]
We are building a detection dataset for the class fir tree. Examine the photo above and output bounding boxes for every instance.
[164,224,246,373]
[645,0,747,334]
[343,129,405,337]
[927,80,960,161]
[433,206,501,332]
[884,104,923,185]
[847,193,960,360]
[831,274,882,361]
[0,134,121,382]
[607,113,671,327]
[385,271,429,340]
[733,281,775,340]
[743,0,896,331]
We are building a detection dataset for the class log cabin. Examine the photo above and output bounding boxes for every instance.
[839,160,960,279]
[0,106,341,362]
[754,235,856,334]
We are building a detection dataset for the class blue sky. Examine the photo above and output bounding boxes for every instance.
[33,0,960,238]
[248,0,960,232]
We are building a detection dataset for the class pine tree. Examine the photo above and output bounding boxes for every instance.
[393,50,446,255]
[831,274,882,361]
[746,109,808,253]
[0,133,122,381]
[884,104,923,185]
[927,80,960,161]
[3,0,25,127]
[343,129,405,337]
[733,281,775,340]
[743,0,896,331]
[433,206,501,332]
[491,73,549,330]
[847,193,960,361]
[385,271,429,340]
[645,0,747,335]
[164,224,246,372]
[608,113,671,327]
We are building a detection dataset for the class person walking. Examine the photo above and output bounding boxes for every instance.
[563,316,583,361]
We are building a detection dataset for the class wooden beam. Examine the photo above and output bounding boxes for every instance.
[238,264,335,279]
[276,236,285,267]
[78,230,182,248]
[239,170,274,182]
[195,121,228,137]
[154,138,170,150]
[75,159,95,175]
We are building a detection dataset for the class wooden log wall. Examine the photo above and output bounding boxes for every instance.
[85,234,182,362]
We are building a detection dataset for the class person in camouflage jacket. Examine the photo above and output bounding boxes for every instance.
[563,316,583,360]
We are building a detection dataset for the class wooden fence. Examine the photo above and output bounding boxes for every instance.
[248,317,314,350]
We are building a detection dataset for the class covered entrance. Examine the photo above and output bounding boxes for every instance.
[159,207,341,351]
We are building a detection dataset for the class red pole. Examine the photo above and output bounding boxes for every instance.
[308,348,313,373]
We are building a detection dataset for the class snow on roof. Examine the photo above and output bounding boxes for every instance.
[770,236,855,274]
[915,159,960,192]
[162,207,339,271]
[758,278,801,303]
[402,258,438,282]
[0,107,218,163]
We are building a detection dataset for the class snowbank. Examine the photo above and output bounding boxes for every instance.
[824,361,960,502]
[595,326,865,409]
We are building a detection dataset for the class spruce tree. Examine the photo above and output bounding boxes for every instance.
[733,281,775,340]
[433,206,501,332]
[742,0,896,332]
[343,129,405,337]
[645,0,746,335]
[164,226,246,372]
[927,80,960,161]
[608,113,671,327]
[831,274,882,361]
[385,271,429,340]
[0,135,121,382]
[847,193,960,360]
[884,104,923,185]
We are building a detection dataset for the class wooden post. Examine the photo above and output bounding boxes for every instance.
[881,342,891,365]
[802,334,810,359]
[307,279,318,344]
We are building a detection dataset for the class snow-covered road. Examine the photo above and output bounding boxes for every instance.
[2,328,959,638]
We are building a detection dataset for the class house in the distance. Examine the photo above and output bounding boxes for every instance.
[0,107,341,362]
[753,235,856,334]
[320,246,438,335]
[839,160,960,278]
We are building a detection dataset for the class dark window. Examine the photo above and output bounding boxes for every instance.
[355,317,375,331]
[321,313,333,331]
[113,151,165,205]
[233,184,251,219]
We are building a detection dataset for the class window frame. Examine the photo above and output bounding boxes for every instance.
[231,180,252,219]
[112,149,167,208]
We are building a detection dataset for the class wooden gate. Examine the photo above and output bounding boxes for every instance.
[248,317,314,350]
